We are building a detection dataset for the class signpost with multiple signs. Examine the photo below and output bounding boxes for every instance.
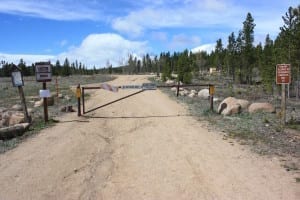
[35,61,52,122]
[276,64,291,125]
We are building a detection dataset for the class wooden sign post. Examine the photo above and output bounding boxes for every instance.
[76,84,81,116]
[35,62,52,122]
[11,65,31,123]
[276,64,291,125]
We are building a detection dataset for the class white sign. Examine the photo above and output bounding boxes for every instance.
[121,83,157,90]
[35,62,52,82]
[142,83,157,90]
[11,71,24,87]
[121,85,142,89]
[39,89,51,98]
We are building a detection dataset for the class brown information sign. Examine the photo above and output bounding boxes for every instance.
[35,62,52,82]
[276,64,291,84]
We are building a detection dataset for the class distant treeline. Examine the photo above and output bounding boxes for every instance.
[0,58,98,77]
[1,5,299,91]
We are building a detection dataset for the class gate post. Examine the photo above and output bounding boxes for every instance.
[176,81,180,97]
[209,85,215,111]
[76,84,81,116]
[82,87,85,114]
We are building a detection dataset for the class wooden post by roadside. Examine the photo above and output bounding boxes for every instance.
[209,85,215,111]
[176,81,180,97]
[11,65,31,123]
[82,87,85,114]
[43,82,48,122]
[76,84,81,116]
[18,86,30,123]
[281,84,286,125]
[276,64,291,126]
[35,61,52,123]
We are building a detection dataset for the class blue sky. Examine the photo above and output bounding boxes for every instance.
[0,0,298,68]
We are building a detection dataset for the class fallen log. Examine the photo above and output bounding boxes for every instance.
[0,123,30,140]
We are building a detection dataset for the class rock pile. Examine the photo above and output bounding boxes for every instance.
[217,97,275,116]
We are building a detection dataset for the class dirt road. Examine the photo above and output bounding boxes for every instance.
[0,75,299,200]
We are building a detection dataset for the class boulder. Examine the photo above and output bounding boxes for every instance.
[34,99,43,107]
[179,90,189,96]
[171,87,177,92]
[65,95,71,101]
[248,103,275,113]
[0,107,7,114]
[213,97,221,102]
[198,89,209,99]
[217,97,241,116]
[58,93,63,98]
[190,90,197,94]
[0,123,30,140]
[236,99,250,111]
[9,112,25,126]
[61,106,76,112]
[188,93,196,98]
[165,80,175,85]
[1,111,11,127]
[11,104,23,111]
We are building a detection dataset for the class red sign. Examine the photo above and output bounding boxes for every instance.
[276,64,291,84]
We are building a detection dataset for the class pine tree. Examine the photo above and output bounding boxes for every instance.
[261,34,275,91]
[242,12,256,84]
[62,58,71,76]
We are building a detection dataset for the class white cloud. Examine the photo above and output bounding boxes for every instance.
[111,1,244,37]
[59,33,149,67]
[0,33,149,68]
[110,0,293,43]
[0,53,56,65]
[0,0,101,20]
[191,44,215,54]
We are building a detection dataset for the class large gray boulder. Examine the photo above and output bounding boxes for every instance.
[236,99,250,111]
[11,104,23,111]
[217,97,241,116]
[248,103,275,113]
[198,89,209,99]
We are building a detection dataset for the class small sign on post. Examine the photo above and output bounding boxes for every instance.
[276,64,291,84]
[276,64,291,126]
[11,65,30,123]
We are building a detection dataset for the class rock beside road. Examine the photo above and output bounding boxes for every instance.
[248,102,275,113]
[218,97,242,116]
[198,89,209,99]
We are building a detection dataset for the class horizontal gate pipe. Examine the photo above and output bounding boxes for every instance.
[82,86,101,90]
[84,89,145,114]
[156,84,213,88]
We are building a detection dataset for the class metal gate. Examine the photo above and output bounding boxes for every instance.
[79,82,215,115]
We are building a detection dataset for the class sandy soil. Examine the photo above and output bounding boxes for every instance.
[0,75,299,200]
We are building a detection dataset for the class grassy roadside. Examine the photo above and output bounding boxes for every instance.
[152,77,300,178]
